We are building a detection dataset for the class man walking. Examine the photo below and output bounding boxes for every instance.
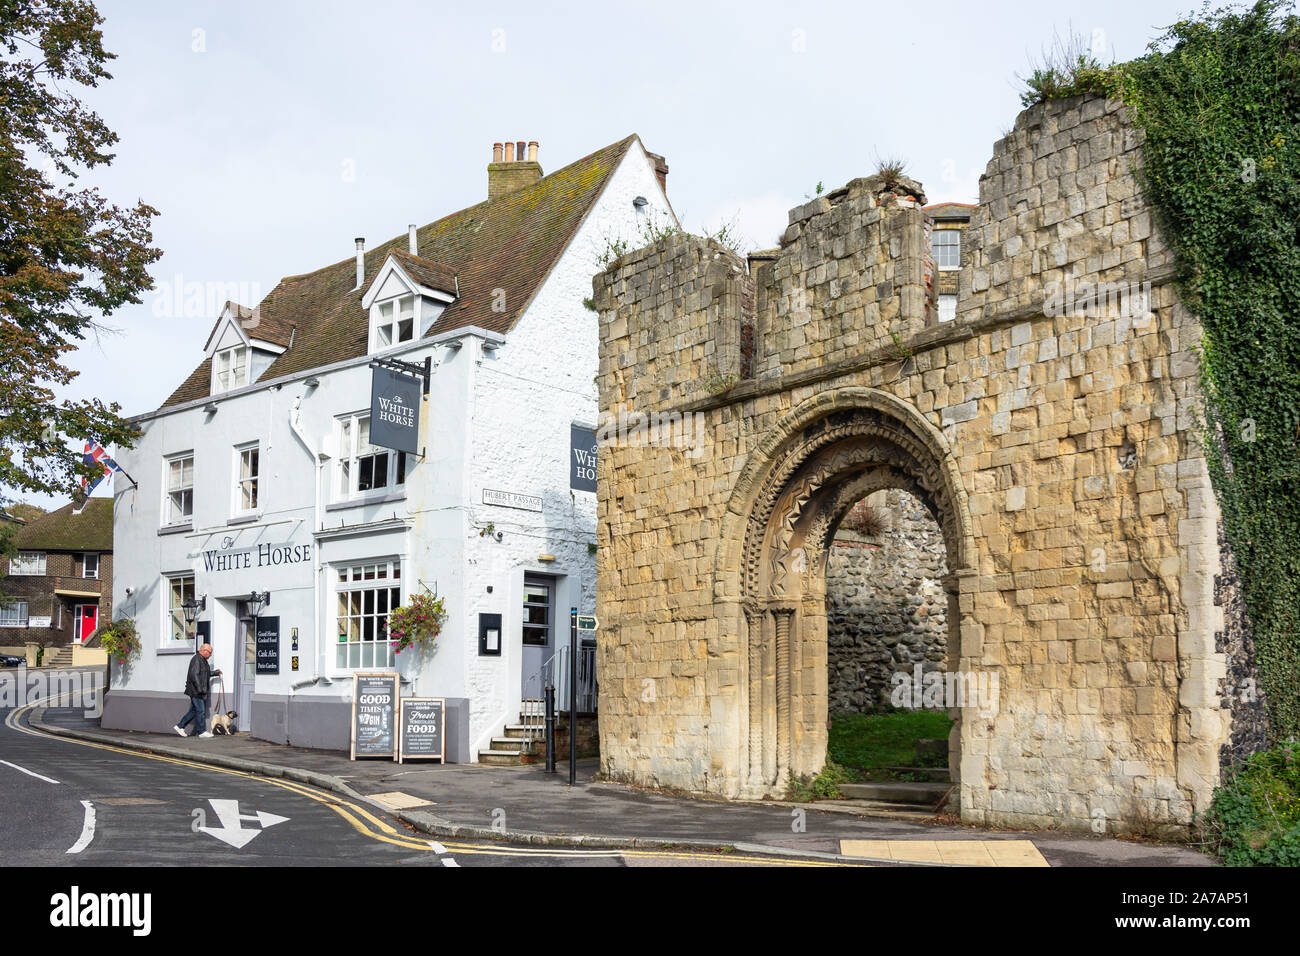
[173,643,221,738]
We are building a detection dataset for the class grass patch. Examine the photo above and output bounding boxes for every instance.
[828,710,953,773]
[1200,741,1300,866]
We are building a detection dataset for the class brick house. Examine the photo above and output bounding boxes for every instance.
[0,498,113,653]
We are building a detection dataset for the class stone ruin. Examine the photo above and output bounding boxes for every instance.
[592,94,1260,833]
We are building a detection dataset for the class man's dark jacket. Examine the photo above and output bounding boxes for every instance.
[184,652,212,698]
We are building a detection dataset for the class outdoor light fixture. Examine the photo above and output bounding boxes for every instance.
[633,195,648,208]
[203,403,218,415]
[247,591,270,618]
[304,376,320,388]
[181,594,207,624]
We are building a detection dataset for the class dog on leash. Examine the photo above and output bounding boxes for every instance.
[209,711,238,735]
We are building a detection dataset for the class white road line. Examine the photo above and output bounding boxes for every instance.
[0,758,60,784]
[427,839,459,867]
[67,801,95,854]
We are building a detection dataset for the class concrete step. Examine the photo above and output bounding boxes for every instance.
[839,781,953,805]
[501,725,543,740]
[874,766,951,782]
[478,749,528,766]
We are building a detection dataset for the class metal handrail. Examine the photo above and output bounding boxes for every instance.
[519,644,598,749]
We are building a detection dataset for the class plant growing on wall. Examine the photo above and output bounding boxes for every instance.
[93,617,140,664]
[388,588,447,656]
[1021,2,1300,741]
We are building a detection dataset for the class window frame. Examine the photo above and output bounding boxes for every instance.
[163,452,195,527]
[371,294,416,352]
[165,573,196,646]
[334,412,407,501]
[9,551,46,576]
[82,552,100,579]
[214,345,249,393]
[232,441,261,516]
[331,559,402,673]
[933,228,961,271]
[0,602,29,627]
[522,577,553,647]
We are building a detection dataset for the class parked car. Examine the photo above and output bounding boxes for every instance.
[0,653,25,667]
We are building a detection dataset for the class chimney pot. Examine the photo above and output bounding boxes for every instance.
[488,139,543,200]
[408,224,418,255]
[492,142,503,163]
[354,237,365,290]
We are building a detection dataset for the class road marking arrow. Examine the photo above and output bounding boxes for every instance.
[198,799,289,849]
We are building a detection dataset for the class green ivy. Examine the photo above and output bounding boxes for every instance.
[1105,1,1300,741]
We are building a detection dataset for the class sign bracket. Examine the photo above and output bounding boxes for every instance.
[368,354,431,397]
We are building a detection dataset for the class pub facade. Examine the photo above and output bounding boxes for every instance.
[103,136,674,758]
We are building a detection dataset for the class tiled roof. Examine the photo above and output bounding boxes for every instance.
[388,251,457,296]
[161,135,639,409]
[12,498,112,552]
[201,301,296,353]
[924,201,976,220]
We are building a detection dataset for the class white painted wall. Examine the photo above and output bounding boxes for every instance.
[110,139,674,757]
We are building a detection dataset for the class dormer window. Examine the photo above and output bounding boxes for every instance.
[215,346,249,391]
[362,253,457,355]
[374,296,415,350]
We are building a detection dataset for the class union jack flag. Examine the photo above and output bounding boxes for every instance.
[81,441,121,495]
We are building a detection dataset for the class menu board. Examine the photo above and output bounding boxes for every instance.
[350,671,398,760]
[255,616,280,675]
[398,698,446,764]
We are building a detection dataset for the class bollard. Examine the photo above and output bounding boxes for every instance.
[544,683,556,774]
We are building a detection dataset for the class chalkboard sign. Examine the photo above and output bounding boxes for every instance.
[255,616,280,675]
[398,698,446,764]
[350,671,398,760]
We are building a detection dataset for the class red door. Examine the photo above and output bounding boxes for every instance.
[75,605,97,644]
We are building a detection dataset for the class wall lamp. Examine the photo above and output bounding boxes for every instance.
[181,594,207,624]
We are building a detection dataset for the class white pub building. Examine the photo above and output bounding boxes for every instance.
[104,137,674,759]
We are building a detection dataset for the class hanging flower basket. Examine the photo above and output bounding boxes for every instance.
[93,617,141,665]
[388,589,447,656]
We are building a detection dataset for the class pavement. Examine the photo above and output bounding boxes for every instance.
[30,702,1216,867]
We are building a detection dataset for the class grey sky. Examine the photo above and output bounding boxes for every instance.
[24,0,1188,507]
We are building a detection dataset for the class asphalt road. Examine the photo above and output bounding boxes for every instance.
[0,678,847,869]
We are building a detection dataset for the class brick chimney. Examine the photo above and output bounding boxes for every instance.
[646,151,669,196]
[488,139,543,200]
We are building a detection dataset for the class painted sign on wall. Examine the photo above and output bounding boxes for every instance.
[570,424,597,492]
[370,366,421,454]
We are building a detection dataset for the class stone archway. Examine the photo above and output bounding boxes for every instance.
[722,388,976,798]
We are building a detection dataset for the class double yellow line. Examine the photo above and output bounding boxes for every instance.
[6,693,856,866]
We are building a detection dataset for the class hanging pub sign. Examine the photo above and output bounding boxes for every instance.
[370,365,422,454]
[350,671,399,760]
[255,616,280,675]
[398,698,446,763]
[570,424,597,492]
